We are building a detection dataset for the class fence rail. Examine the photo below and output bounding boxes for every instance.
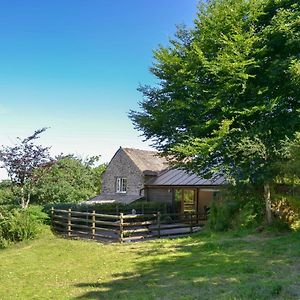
[50,208,207,243]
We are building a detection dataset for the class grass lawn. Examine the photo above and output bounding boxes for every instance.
[1,228,300,299]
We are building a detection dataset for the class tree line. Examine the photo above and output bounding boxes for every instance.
[0,128,106,208]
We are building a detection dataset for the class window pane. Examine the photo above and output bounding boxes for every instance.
[183,189,196,213]
[122,178,127,192]
[116,177,127,193]
[116,178,121,193]
[175,189,182,202]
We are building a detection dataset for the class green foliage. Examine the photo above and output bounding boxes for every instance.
[281,193,300,212]
[0,209,39,246]
[91,163,107,195]
[208,184,264,231]
[26,205,50,224]
[32,155,106,204]
[276,132,300,182]
[272,194,300,230]
[0,205,48,248]
[208,200,263,231]
[208,201,234,231]
[0,128,52,208]
[0,204,17,218]
[0,236,10,249]
[0,180,15,205]
[234,202,261,229]
[45,200,173,215]
[130,0,300,221]
[270,132,300,229]
[266,218,291,233]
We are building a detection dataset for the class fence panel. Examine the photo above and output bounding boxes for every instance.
[51,208,120,241]
[50,208,207,243]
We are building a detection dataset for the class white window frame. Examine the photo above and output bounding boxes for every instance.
[116,177,127,193]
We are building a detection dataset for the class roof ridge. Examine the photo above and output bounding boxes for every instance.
[121,147,168,173]
[123,147,159,153]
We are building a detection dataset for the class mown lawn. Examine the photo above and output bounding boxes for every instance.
[1,228,300,300]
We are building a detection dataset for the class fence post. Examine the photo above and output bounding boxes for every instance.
[119,213,124,243]
[190,212,193,234]
[157,212,161,238]
[67,208,72,237]
[50,207,54,227]
[92,210,96,240]
[86,208,89,226]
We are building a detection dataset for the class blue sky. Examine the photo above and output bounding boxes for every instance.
[0,0,198,178]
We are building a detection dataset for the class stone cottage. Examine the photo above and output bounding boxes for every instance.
[88,147,225,215]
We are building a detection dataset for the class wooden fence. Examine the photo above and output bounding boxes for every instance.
[50,208,207,243]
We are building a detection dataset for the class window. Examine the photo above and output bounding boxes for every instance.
[175,189,196,214]
[116,177,127,193]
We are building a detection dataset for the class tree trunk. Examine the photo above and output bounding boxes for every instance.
[20,186,30,209]
[20,186,26,209]
[264,183,272,224]
[25,192,31,209]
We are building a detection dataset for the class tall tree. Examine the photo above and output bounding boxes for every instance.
[130,0,300,223]
[0,128,52,208]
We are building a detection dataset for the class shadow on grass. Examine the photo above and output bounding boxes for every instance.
[74,232,300,299]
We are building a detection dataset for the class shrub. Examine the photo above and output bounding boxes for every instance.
[0,236,10,248]
[0,210,39,243]
[0,206,49,248]
[208,193,263,231]
[272,196,300,230]
[26,205,49,224]
[0,204,18,217]
[208,201,234,231]
[266,218,290,233]
[44,200,173,215]
[207,184,265,232]
[233,202,262,229]
[0,180,15,205]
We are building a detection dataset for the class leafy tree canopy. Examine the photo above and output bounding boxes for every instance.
[130,0,300,223]
[130,0,300,185]
[0,128,52,208]
[276,131,300,182]
[32,155,106,204]
[0,180,14,205]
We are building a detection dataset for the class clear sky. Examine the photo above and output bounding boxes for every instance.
[0,0,198,179]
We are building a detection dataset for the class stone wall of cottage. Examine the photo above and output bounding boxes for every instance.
[101,148,144,196]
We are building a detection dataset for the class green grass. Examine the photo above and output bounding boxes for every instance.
[1,228,300,299]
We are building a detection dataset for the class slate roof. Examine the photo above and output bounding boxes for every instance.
[145,168,225,186]
[123,148,168,173]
